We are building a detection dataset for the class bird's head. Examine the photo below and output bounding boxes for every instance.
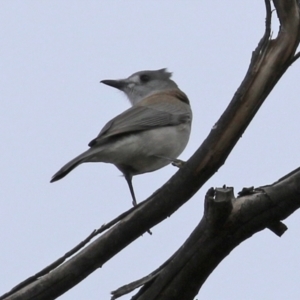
[101,68,178,105]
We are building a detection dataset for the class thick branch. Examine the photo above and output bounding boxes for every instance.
[113,167,300,299]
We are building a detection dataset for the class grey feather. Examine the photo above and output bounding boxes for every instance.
[89,96,191,147]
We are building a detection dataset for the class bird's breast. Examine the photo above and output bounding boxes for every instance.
[121,123,191,175]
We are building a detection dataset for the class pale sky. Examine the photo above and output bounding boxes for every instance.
[1,1,300,300]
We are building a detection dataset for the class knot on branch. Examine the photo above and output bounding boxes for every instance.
[204,187,234,229]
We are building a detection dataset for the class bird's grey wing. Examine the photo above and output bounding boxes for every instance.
[88,103,190,147]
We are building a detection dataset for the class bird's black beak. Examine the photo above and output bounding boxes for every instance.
[100,79,127,90]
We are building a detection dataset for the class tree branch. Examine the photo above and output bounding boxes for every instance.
[113,167,300,299]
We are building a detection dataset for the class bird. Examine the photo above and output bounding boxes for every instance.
[50,68,192,206]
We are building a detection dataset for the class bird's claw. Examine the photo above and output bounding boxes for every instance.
[171,159,186,168]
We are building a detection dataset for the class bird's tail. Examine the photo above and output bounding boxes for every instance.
[50,149,94,183]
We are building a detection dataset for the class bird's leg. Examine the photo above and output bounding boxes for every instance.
[124,173,137,206]
[124,173,152,235]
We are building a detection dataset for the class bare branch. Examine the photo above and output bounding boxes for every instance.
[114,167,300,300]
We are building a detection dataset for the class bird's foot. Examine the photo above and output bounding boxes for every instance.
[171,159,186,168]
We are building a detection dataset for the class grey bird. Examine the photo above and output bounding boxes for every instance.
[50,68,192,206]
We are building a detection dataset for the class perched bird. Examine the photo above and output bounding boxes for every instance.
[50,68,192,206]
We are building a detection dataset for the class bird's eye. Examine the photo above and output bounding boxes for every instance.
[140,74,150,83]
